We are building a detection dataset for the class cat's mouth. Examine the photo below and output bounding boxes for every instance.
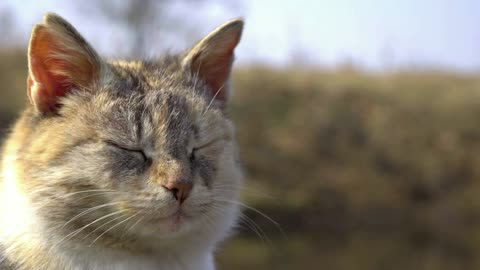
[169,210,188,232]
[144,207,192,228]
[133,201,214,235]
[147,209,182,221]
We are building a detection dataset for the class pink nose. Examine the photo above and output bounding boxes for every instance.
[162,179,193,204]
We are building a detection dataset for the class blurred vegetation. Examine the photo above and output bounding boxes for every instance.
[224,68,480,269]
[2,51,480,269]
[0,50,27,136]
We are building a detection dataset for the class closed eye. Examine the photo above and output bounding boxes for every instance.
[189,139,223,162]
[195,138,223,151]
[105,140,148,161]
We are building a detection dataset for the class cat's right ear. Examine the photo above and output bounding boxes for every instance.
[182,19,243,105]
[27,13,103,115]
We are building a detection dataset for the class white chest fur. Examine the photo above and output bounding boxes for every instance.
[67,249,215,270]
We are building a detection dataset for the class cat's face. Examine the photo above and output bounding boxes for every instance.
[30,70,241,243]
[16,13,243,249]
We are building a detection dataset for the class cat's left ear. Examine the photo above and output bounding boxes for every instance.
[27,13,103,115]
[182,19,243,105]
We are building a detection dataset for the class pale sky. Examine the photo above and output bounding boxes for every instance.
[1,0,479,71]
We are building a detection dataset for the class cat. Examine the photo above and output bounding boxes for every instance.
[0,13,244,270]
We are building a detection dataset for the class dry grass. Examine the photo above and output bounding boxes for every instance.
[220,67,480,270]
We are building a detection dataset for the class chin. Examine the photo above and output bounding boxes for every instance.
[135,203,239,247]
[144,213,197,237]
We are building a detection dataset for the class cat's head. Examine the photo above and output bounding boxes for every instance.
[17,13,243,250]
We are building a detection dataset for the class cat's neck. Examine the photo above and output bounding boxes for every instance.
[57,246,215,270]
[1,236,215,270]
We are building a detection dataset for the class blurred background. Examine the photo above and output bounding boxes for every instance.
[1,0,480,269]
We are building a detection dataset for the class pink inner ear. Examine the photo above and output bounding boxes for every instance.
[205,57,231,101]
[27,25,90,114]
[28,57,72,112]
[193,50,235,102]
[189,23,242,103]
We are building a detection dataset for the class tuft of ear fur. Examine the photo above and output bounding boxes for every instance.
[27,13,102,114]
[183,19,244,104]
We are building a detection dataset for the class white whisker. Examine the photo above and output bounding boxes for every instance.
[89,214,138,247]
[60,202,121,229]
[76,191,124,201]
[214,199,286,239]
[207,203,272,245]
[121,215,144,238]
[193,59,202,90]
[202,84,225,116]
[82,214,128,240]
[238,213,271,246]
[62,189,118,197]
[55,209,127,247]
